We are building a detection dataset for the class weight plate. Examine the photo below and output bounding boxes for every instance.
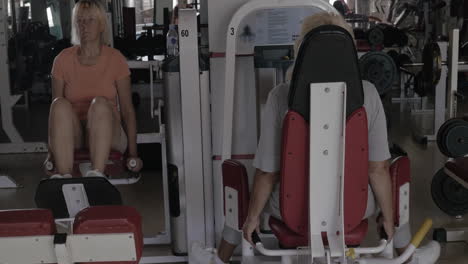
[422,42,442,95]
[359,51,398,95]
[437,119,466,157]
[441,119,467,157]
[431,168,468,216]
[444,122,468,158]
[368,26,385,47]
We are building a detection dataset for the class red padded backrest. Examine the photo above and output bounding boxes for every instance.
[280,108,368,235]
[222,160,250,229]
[73,206,143,264]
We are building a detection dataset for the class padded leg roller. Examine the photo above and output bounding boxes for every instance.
[0,209,55,237]
[73,206,144,264]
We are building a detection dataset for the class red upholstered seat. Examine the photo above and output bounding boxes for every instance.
[74,149,123,161]
[0,209,55,237]
[269,217,368,248]
[72,149,125,177]
[276,108,369,247]
[73,206,143,264]
[445,157,468,183]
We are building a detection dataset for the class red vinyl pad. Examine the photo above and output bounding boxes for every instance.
[445,157,468,183]
[280,108,368,237]
[73,150,124,177]
[0,209,55,237]
[269,217,368,248]
[276,108,369,248]
[73,206,143,264]
[222,159,250,229]
[74,150,123,161]
[390,156,411,226]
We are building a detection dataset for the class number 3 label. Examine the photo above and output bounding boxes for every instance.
[230,27,235,35]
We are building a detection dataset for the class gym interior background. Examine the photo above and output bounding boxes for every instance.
[0,0,468,263]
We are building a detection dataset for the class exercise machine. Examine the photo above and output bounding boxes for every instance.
[219,1,435,263]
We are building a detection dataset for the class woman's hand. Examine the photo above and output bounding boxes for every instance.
[126,157,143,172]
[242,216,260,246]
[377,214,395,241]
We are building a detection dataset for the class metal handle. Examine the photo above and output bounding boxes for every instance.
[252,231,261,244]
[128,159,137,168]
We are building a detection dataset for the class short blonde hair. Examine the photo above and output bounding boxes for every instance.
[286,12,354,81]
[71,0,111,46]
[294,12,354,56]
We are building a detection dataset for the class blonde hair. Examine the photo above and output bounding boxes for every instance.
[286,12,354,81]
[71,0,111,46]
[294,12,354,56]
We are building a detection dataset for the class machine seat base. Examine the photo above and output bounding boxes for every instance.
[35,178,122,218]
[269,217,368,248]
[74,149,123,161]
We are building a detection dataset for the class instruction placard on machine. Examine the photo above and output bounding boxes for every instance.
[254,7,323,46]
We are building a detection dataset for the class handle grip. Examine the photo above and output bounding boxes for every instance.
[252,231,261,244]
[411,218,433,248]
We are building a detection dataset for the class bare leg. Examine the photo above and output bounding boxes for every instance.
[87,96,120,172]
[48,98,83,174]
[217,239,237,263]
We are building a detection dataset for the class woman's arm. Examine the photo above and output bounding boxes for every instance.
[51,77,65,100]
[116,76,140,166]
[243,169,280,244]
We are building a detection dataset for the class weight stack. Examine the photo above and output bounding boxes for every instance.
[162,55,210,255]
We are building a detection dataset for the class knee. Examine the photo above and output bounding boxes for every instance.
[88,96,112,116]
[50,97,73,117]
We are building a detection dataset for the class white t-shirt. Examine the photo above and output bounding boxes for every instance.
[253,80,391,215]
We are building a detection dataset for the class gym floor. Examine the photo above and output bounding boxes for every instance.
[1,90,468,263]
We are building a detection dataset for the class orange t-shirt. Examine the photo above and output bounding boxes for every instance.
[51,45,130,120]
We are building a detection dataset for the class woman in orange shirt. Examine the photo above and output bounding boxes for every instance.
[47,0,142,177]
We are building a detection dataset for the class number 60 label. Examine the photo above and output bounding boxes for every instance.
[181,29,189,37]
